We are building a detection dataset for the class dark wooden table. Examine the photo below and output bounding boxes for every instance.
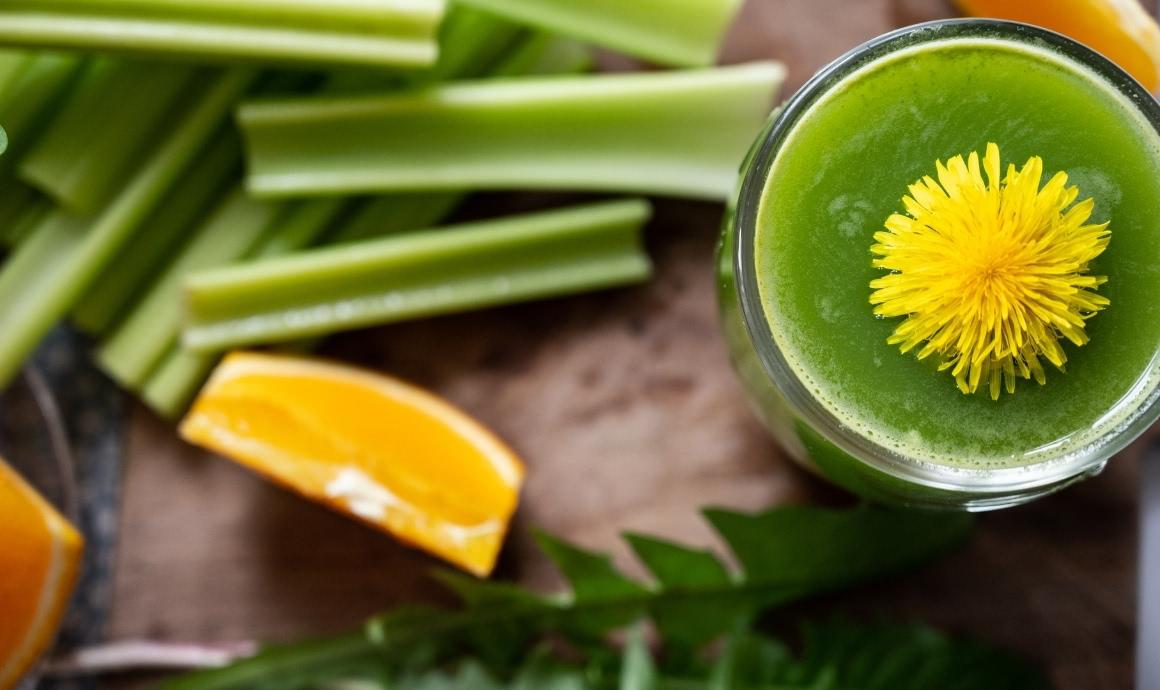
[104,2,1152,688]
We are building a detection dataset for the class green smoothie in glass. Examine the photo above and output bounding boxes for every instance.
[718,20,1160,509]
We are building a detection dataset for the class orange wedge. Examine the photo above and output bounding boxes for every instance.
[180,352,525,577]
[957,0,1160,92]
[0,459,83,690]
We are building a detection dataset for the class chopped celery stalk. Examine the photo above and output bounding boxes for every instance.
[20,59,201,212]
[455,0,743,67]
[490,34,592,77]
[72,130,243,335]
[0,178,39,239]
[182,200,653,352]
[425,5,527,82]
[328,193,463,245]
[240,63,786,201]
[97,189,280,388]
[0,193,50,249]
[0,53,84,169]
[0,69,256,388]
[253,198,348,258]
[132,27,597,417]
[0,50,29,89]
[0,0,443,69]
[141,345,219,420]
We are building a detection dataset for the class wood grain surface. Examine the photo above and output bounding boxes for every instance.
[104,1,1154,688]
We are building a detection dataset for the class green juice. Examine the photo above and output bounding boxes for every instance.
[721,21,1160,507]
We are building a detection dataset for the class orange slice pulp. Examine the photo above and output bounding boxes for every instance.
[0,459,83,690]
[957,0,1160,93]
[179,352,525,577]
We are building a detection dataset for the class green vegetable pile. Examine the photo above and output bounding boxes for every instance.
[0,0,783,416]
[157,505,1050,690]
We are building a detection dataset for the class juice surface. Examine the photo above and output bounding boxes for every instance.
[757,37,1160,468]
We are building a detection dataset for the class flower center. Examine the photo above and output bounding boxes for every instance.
[869,143,1110,400]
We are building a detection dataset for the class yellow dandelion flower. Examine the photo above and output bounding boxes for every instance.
[869,143,1110,400]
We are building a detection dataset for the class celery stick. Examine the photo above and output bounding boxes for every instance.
[182,200,653,351]
[20,59,201,212]
[140,345,219,420]
[455,0,743,67]
[97,189,280,388]
[138,31,596,417]
[241,63,785,202]
[426,5,527,82]
[0,53,84,169]
[0,69,256,388]
[0,179,40,241]
[253,198,348,258]
[0,0,443,69]
[0,51,33,106]
[322,37,594,244]
[328,193,463,245]
[489,34,592,78]
[0,192,49,249]
[72,130,243,335]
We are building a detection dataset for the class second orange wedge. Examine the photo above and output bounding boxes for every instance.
[180,352,525,577]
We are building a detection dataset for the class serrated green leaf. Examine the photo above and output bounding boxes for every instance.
[161,507,979,690]
[625,535,731,589]
[535,532,650,602]
[784,620,1053,690]
[432,570,543,608]
[624,534,741,648]
[534,530,650,638]
[705,505,972,594]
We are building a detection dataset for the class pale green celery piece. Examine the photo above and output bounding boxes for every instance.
[455,0,743,67]
[0,69,257,388]
[0,53,84,170]
[137,28,597,416]
[72,129,243,336]
[0,50,30,88]
[0,194,50,249]
[489,34,592,78]
[253,198,349,258]
[182,199,653,352]
[140,345,219,420]
[327,193,463,245]
[20,59,201,212]
[425,4,528,82]
[0,0,443,69]
[0,178,39,241]
[320,37,595,247]
[96,189,281,388]
[240,63,787,201]
[70,73,312,336]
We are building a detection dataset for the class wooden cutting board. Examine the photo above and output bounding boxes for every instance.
[105,1,1152,688]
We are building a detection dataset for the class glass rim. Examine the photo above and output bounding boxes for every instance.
[732,18,1160,496]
